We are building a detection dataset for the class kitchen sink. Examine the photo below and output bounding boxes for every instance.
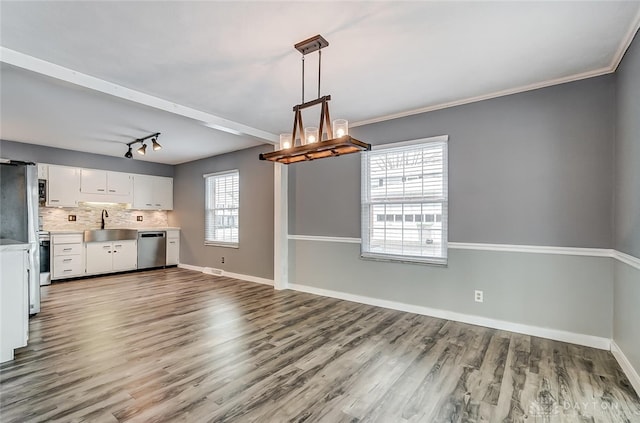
[84,229,138,243]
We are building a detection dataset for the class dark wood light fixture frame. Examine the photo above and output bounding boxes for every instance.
[259,35,371,164]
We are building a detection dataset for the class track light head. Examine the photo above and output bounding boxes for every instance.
[151,137,162,151]
[124,147,133,159]
[137,143,147,155]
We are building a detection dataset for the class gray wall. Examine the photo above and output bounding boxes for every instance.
[614,33,640,259]
[613,32,640,379]
[290,76,616,249]
[0,139,173,177]
[169,145,274,279]
[288,75,618,340]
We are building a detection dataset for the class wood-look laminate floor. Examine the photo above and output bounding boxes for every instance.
[1,268,638,423]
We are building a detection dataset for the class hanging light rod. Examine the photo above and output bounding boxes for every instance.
[124,132,161,159]
[259,35,371,164]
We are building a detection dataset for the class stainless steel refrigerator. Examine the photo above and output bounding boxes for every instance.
[0,160,40,314]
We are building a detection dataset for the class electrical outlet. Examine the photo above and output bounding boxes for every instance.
[221,257,225,264]
[136,216,143,222]
[68,215,76,221]
[474,290,484,303]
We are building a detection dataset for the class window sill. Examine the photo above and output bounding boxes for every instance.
[360,252,447,267]
[204,242,239,249]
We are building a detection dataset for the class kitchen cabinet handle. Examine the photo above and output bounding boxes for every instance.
[50,199,59,203]
[155,204,161,206]
[63,258,72,262]
[114,244,122,248]
[145,203,152,206]
[97,189,105,192]
[63,269,72,272]
[63,248,72,251]
[108,189,116,192]
[103,245,110,249]
[108,251,112,254]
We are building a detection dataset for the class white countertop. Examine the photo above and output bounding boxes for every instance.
[47,227,180,234]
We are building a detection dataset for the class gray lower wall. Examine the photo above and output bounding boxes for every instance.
[613,261,640,373]
[613,33,640,379]
[290,75,616,249]
[290,240,613,338]
[170,145,274,279]
[0,139,173,176]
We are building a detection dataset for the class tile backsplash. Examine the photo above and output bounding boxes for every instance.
[40,203,168,231]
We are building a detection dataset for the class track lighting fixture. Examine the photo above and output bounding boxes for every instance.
[124,132,161,159]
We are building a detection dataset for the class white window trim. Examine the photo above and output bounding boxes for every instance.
[204,169,239,248]
[361,135,449,266]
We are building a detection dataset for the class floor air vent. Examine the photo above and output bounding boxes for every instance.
[203,267,224,276]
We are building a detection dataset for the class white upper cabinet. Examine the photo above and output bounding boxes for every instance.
[132,175,154,209]
[107,172,131,196]
[132,175,173,210]
[80,169,107,194]
[155,177,173,210]
[47,165,80,207]
[41,163,170,209]
[81,169,131,198]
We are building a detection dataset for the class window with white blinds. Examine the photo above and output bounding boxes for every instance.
[361,136,448,265]
[204,170,239,247]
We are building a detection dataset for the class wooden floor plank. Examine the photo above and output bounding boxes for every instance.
[1,268,638,422]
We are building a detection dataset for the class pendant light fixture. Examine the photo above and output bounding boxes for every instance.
[124,132,161,159]
[259,35,370,164]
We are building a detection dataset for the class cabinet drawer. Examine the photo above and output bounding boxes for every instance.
[54,243,83,256]
[52,234,83,244]
[52,255,83,278]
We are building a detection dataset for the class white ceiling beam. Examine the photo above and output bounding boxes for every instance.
[0,47,278,144]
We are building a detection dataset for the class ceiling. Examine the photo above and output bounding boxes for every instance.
[1,1,639,165]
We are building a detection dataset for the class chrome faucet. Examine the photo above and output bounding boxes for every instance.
[101,209,109,230]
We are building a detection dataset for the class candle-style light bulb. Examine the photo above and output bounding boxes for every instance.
[305,127,319,144]
[333,119,348,138]
[280,133,293,149]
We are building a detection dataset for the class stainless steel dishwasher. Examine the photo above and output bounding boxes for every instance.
[137,231,166,269]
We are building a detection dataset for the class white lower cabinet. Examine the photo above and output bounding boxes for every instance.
[51,234,85,280]
[86,240,137,275]
[0,248,29,363]
[113,241,137,271]
[166,230,180,265]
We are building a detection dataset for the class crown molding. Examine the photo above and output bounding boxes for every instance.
[611,7,640,71]
[352,16,640,129]
[350,66,614,128]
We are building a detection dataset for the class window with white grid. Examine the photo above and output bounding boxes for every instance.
[204,170,239,247]
[361,136,448,265]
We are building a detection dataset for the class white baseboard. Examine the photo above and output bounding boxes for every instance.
[287,283,611,351]
[177,263,274,286]
[611,340,640,397]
